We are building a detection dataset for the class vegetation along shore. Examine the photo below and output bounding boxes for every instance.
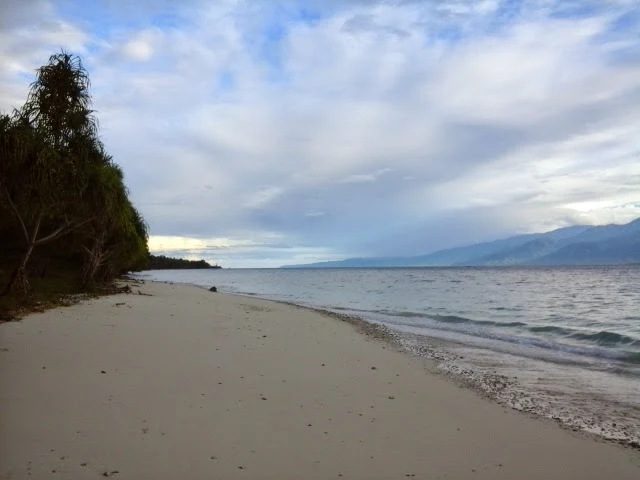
[0,53,148,318]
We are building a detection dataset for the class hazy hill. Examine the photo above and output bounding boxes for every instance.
[282,218,640,268]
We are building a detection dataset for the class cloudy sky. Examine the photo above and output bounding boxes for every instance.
[1,0,639,267]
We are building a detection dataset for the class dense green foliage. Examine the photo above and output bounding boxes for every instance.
[146,255,221,270]
[0,53,149,300]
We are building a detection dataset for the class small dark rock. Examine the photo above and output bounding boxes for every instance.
[209,286,218,292]
[101,370,106,374]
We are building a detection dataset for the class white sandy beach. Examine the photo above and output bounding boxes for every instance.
[1,281,639,479]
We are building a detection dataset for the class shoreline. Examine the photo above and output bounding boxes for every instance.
[1,280,639,479]
[147,278,640,448]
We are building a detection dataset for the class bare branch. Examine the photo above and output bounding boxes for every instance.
[30,215,41,244]
[35,216,95,245]
[35,222,68,245]
[2,185,30,244]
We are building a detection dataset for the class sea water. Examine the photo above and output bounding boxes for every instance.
[133,266,640,445]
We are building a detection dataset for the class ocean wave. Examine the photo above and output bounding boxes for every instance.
[529,325,574,335]
[375,309,640,350]
[378,310,527,328]
[569,330,640,347]
[361,309,640,365]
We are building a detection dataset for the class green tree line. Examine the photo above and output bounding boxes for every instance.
[146,255,221,270]
[0,53,149,298]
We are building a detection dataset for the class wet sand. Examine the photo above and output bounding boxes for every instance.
[1,281,638,479]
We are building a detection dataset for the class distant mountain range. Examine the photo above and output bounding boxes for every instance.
[282,218,640,268]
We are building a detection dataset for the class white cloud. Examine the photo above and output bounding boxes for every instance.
[338,168,394,184]
[244,186,285,209]
[120,33,155,61]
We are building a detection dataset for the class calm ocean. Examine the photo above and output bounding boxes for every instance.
[133,266,640,444]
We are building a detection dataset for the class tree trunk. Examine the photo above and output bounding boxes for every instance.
[4,242,35,295]
[81,234,107,289]
[3,215,40,295]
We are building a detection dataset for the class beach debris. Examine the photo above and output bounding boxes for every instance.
[0,312,18,322]
[388,396,395,400]
[371,366,377,370]
[115,302,125,306]
[137,291,153,296]
[209,286,218,292]
[101,370,106,374]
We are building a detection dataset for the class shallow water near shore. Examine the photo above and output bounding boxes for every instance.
[133,266,640,445]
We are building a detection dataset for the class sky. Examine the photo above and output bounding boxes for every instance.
[1,0,639,268]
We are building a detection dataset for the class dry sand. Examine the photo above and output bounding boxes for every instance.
[1,281,639,479]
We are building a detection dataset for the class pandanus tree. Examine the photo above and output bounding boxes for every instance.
[0,53,98,293]
[98,202,149,281]
[1,51,149,294]
[80,160,137,286]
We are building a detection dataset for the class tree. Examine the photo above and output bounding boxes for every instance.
[1,52,149,297]
[80,161,143,286]
[0,53,98,293]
